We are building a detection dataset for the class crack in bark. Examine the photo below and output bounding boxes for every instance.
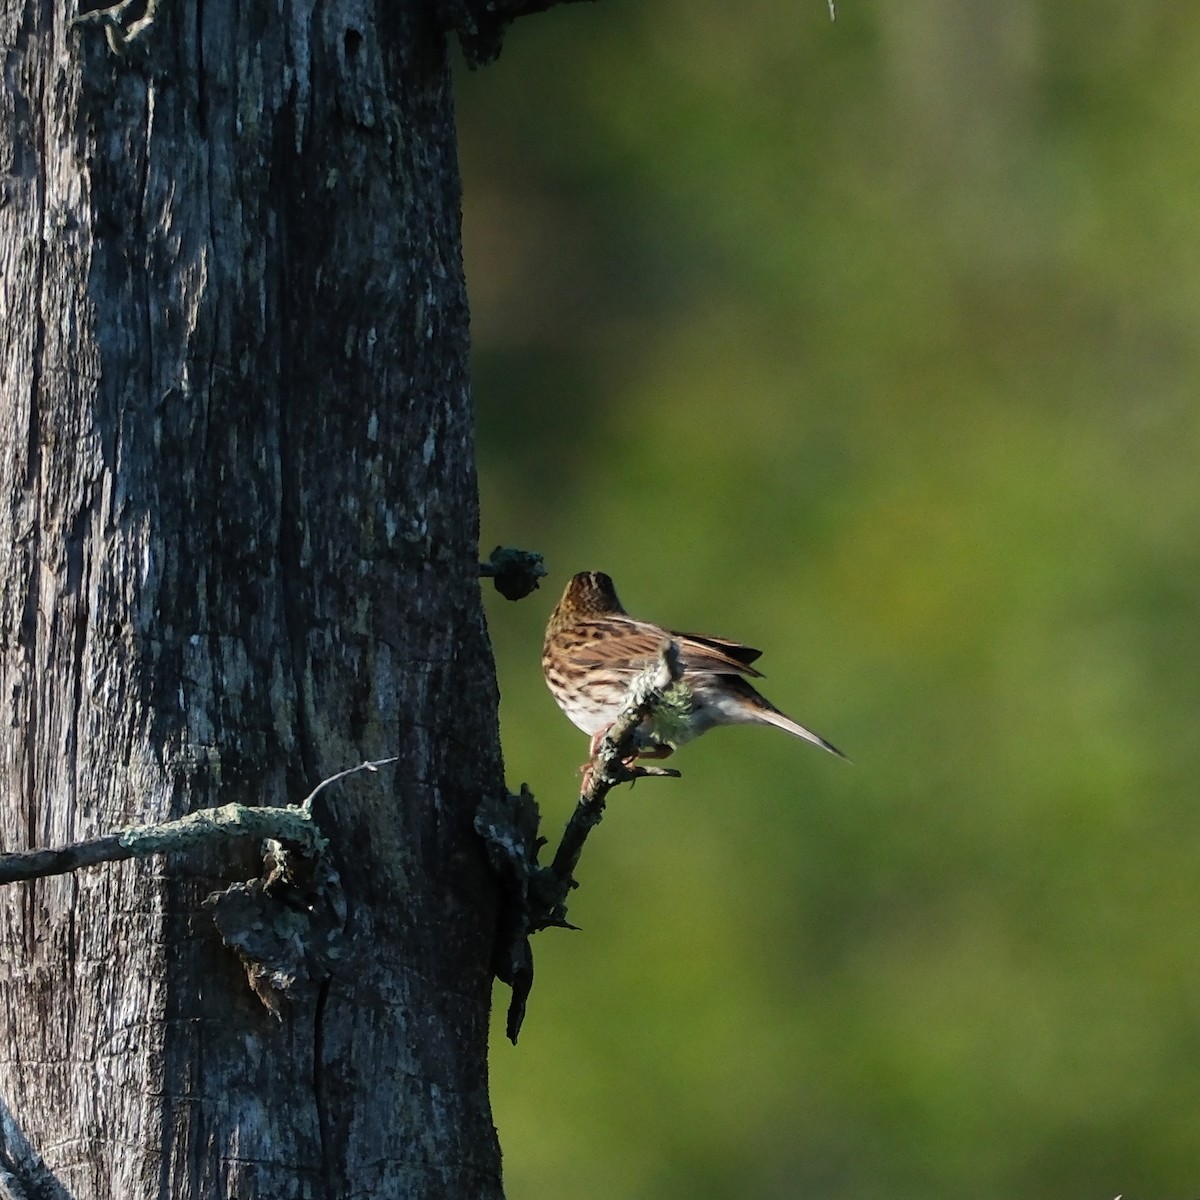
[312,976,337,1199]
[18,9,50,960]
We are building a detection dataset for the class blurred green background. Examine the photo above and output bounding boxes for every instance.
[456,2,1200,1197]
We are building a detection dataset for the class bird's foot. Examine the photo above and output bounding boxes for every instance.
[634,744,675,761]
[581,728,679,794]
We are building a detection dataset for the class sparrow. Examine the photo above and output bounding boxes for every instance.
[542,571,845,765]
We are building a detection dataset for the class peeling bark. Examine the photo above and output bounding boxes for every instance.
[0,0,505,1195]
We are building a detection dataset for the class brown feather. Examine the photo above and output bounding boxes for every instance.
[673,632,764,668]
[543,571,845,759]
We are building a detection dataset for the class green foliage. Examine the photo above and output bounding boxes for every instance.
[458,3,1200,1196]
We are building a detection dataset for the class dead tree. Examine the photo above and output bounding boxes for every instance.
[0,0,577,1194]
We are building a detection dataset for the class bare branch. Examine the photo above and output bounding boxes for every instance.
[477,640,682,1042]
[0,1092,73,1200]
[0,806,313,887]
[0,758,398,887]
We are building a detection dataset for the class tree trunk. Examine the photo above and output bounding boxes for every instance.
[0,0,505,1195]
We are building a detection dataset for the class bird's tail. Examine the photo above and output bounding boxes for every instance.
[757,707,848,760]
[714,675,849,761]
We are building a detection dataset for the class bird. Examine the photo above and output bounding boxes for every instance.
[542,570,846,767]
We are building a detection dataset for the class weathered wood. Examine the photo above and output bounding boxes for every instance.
[0,0,505,1194]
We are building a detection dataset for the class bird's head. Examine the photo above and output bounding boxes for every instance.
[549,571,626,626]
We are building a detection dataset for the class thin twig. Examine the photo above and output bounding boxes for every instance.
[300,756,399,814]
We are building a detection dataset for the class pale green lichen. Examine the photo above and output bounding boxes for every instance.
[639,679,695,749]
[118,802,325,856]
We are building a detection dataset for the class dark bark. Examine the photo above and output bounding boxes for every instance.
[0,0,505,1195]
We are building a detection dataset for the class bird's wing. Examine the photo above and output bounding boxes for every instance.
[673,638,764,678]
[555,617,764,680]
[552,617,674,676]
[673,631,764,671]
